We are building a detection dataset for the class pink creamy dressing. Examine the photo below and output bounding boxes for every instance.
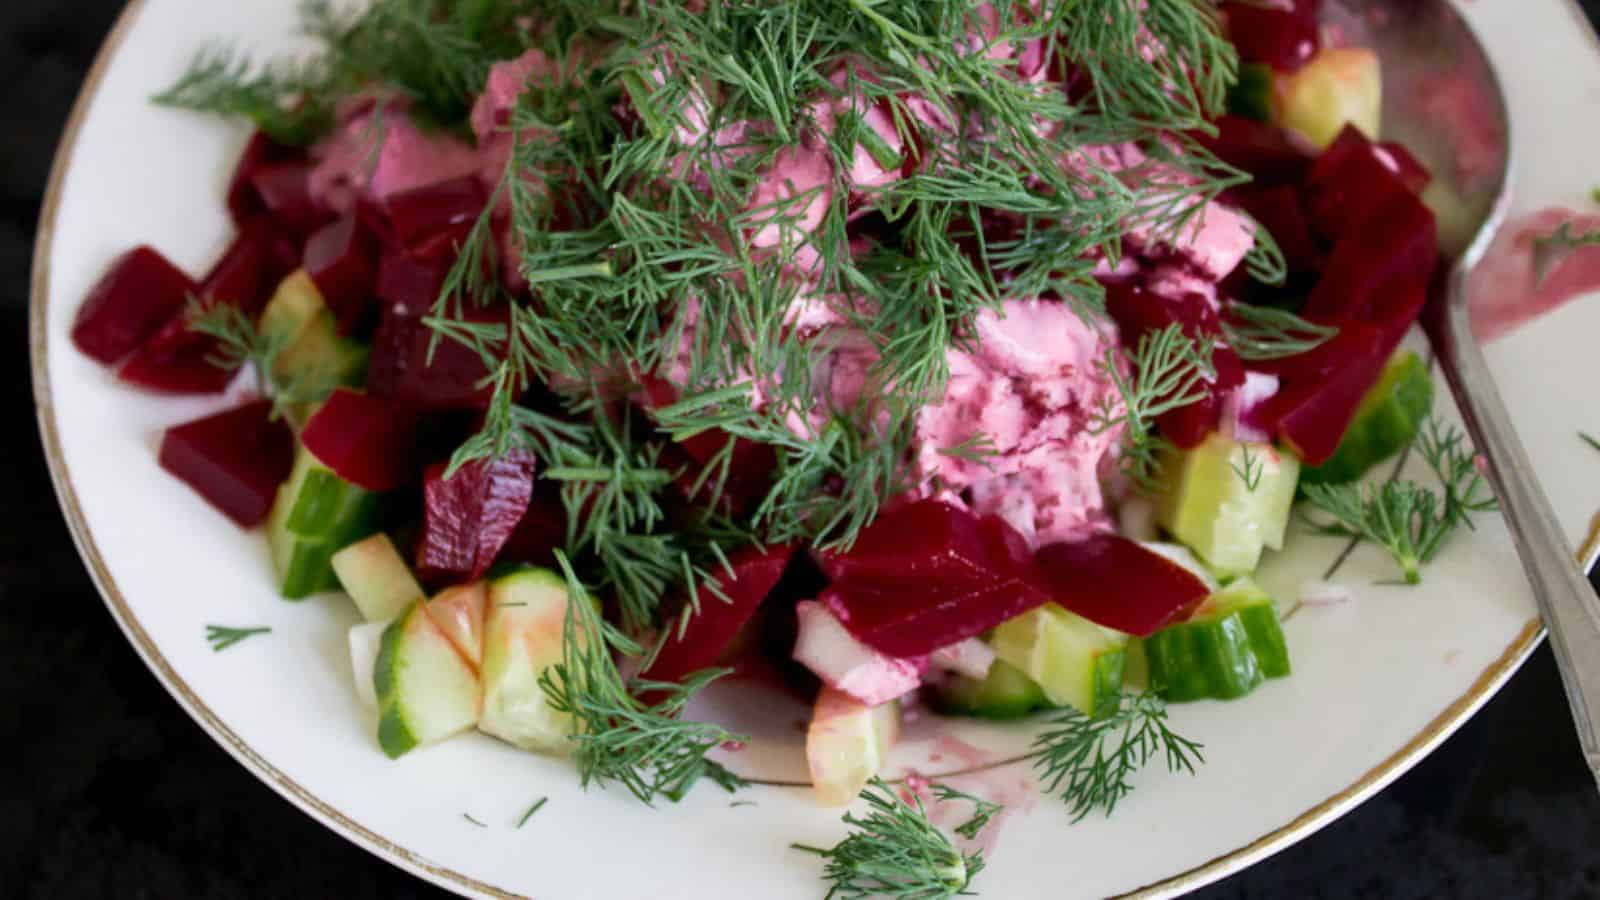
[898,736,1037,857]
[913,299,1125,547]
[1468,208,1600,342]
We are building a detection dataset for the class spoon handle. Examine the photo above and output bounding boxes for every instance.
[1436,280,1600,784]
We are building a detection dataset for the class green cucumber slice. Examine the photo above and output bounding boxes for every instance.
[990,605,1126,718]
[1156,433,1301,575]
[267,445,380,599]
[331,533,426,623]
[477,567,587,753]
[930,658,1047,720]
[1302,350,1433,485]
[258,270,368,396]
[374,601,483,759]
[1275,47,1381,149]
[1144,577,1290,702]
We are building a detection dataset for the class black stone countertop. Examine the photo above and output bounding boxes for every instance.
[5,2,1600,897]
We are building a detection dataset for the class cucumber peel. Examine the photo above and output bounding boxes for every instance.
[1144,578,1290,703]
[1302,350,1433,486]
[990,604,1126,718]
[374,601,483,758]
[930,658,1048,720]
[268,444,380,599]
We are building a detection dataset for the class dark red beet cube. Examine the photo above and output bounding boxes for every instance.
[1193,116,1313,186]
[1305,126,1420,240]
[1224,3,1319,73]
[227,132,301,225]
[415,450,539,581]
[367,301,503,413]
[1379,141,1433,194]
[1034,534,1211,637]
[158,400,294,528]
[117,222,295,395]
[643,544,795,685]
[814,499,1007,586]
[1254,318,1382,382]
[72,246,197,364]
[117,313,236,394]
[1302,192,1436,322]
[499,487,567,566]
[304,216,378,334]
[249,160,329,237]
[384,176,486,251]
[376,250,450,314]
[299,388,419,491]
[819,570,1050,659]
[1227,183,1325,273]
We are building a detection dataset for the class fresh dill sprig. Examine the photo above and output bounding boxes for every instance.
[153,43,333,145]
[1301,418,1496,584]
[931,785,1004,841]
[1231,443,1263,492]
[185,300,341,421]
[1582,431,1600,454]
[1222,304,1339,361]
[794,777,984,900]
[515,796,548,828]
[462,812,487,828]
[205,624,271,652]
[1092,323,1216,489]
[537,552,747,806]
[1532,221,1600,286]
[1031,692,1204,822]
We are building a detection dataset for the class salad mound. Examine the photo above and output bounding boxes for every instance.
[69,0,1495,890]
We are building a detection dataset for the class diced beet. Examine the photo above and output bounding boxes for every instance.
[1305,126,1421,240]
[384,176,486,251]
[227,132,301,224]
[819,572,1050,659]
[499,487,567,566]
[642,544,796,685]
[1104,280,1242,448]
[1254,318,1383,381]
[1266,286,1422,464]
[304,216,378,334]
[299,388,419,491]
[249,160,329,237]
[814,499,1013,586]
[415,450,539,582]
[367,300,502,413]
[1379,141,1433,194]
[376,250,450,314]
[1302,192,1437,322]
[1224,3,1319,73]
[117,314,236,394]
[72,246,197,364]
[117,223,294,395]
[1033,534,1211,637]
[1193,115,1313,186]
[158,400,294,528]
[1226,183,1325,273]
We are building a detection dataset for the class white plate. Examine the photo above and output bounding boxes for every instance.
[31,2,1600,897]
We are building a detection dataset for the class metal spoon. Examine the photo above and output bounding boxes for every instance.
[1347,0,1600,783]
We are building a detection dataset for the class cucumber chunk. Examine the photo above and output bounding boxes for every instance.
[477,567,586,753]
[332,533,425,623]
[1302,350,1433,485]
[374,601,483,758]
[990,604,1126,718]
[930,658,1048,720]
[806,687,900,807]
[1144,577,1290,702]
[425,581,488,671]
[258,270,369,397]
[1275,47,1381,149]
[1156,433,1300,576]
[267,444,380,599]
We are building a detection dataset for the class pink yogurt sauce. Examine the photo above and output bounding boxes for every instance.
[1468,207,1600,342]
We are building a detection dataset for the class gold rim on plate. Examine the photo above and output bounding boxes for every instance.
[31,2,1596,898]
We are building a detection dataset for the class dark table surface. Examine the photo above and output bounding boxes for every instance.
[7,2,1600,898]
